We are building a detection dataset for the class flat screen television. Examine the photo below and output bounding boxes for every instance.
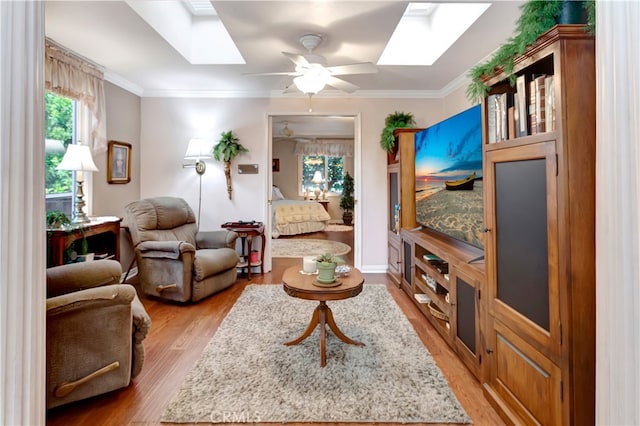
[414,104,484,249]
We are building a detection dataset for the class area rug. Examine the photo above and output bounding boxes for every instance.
[161,284,471,424]
[325,223,354,232]
[271,238,351,258]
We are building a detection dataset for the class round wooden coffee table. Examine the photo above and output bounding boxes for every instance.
[282,265,365,367]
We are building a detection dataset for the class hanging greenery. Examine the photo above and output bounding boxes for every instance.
[466,0,595,104]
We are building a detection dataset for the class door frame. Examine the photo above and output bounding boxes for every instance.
[263,112,362,272]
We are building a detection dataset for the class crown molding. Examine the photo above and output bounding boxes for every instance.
[105,68,469,100]
[104,71,144,96]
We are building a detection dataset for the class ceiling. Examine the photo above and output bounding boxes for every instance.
[44,1,524,98]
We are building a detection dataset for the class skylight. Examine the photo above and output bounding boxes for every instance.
[377,2,491,66]
[126,0,244,65]
[182,0,216,16]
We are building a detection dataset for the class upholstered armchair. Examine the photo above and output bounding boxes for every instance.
[124,197,239,303]
[46,259,151,409]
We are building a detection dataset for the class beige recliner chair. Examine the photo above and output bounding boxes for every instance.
[46,259,151,409]
[124,196,239,303]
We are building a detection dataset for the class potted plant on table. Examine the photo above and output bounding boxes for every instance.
[339,171,354,226]
[212,130,249,200]
[314,253,345,285]
[46,210,70,229]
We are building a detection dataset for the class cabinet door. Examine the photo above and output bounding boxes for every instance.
[387,239,401,285]
[401,238,413,296]
[484,140,561,360]
[452,268,481,379]
[387,165,400,234]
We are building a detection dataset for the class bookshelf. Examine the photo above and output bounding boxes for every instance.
[480,25,595,425]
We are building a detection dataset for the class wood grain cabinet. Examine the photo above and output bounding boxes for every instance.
[481,25,595,425]
[386,128,422,286]
[401,227,485,379]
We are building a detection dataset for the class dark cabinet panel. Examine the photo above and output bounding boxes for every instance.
[495,159,549,330]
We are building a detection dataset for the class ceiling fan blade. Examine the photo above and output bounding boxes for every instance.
[326,62,378,76]
[244,71,300,77]
[326,76,359,93]
[283,83,299,94]
[282,52,310,68]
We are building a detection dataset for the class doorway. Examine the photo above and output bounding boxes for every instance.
[265,113,360,272]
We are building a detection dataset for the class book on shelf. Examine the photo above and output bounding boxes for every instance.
[545,75,555,131]
[529,79,537,134]
[516,75,528,137]
[487,94,498,143]
[423,253,441,262]
[414,293,431,304]
[486,92,515,143]
[533,74,547,133]
[508,106,516,140]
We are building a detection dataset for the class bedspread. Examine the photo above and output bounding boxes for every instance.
[272,200,331,238]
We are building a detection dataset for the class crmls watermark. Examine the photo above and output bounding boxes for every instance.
[210,410,262,423]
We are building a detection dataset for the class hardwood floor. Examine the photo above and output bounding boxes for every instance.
[46,230,504,426]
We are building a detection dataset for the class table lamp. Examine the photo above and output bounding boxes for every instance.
[311,171,324,200]
[57,142,99,224]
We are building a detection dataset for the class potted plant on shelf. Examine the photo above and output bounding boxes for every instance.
[380,111,416,159]
[314,253,345,285]
[339,171,354,226]
[46,210,70,229]
[466,0,595,103]
[212,130,248,200]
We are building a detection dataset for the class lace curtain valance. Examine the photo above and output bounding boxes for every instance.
[294,139,354,157]
[44,38,107,153]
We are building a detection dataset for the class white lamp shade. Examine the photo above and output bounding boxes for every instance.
[57,144,98,172]
[311,170,324,184]
[184,138,214,160]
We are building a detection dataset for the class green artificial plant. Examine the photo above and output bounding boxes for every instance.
[339,171,355,226]
[466,0,595,103]
[212,130,248,200]
[46,210,70,229]
[380,112,416,153]
[314,253,345,265]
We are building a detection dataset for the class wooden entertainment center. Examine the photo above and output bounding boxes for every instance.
[387,25,595,425]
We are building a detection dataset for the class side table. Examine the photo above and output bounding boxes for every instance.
[282,265,365,367]
[221,221,265,280]
[316,199,329,212]
[47,216,121,267]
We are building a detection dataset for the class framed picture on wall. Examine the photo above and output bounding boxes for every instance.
[107,140,131,184]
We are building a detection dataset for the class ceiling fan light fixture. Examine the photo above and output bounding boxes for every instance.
[293,74,327,95]
[293,63,330,94]
[282,122,294,137]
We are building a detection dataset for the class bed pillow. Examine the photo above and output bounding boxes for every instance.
[272,186,285,201]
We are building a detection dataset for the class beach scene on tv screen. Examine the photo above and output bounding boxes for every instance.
[415,105,484,249]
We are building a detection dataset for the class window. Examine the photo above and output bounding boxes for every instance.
[300,155,345,195]
[45,92,77,216]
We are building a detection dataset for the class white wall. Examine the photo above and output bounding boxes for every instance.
[92,81,141,218]
[138,96,454,271]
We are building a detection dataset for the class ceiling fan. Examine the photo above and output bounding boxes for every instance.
[273,121,313,143]
[248,33,378,95]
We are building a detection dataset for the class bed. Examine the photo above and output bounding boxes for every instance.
[271,192,331,238]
